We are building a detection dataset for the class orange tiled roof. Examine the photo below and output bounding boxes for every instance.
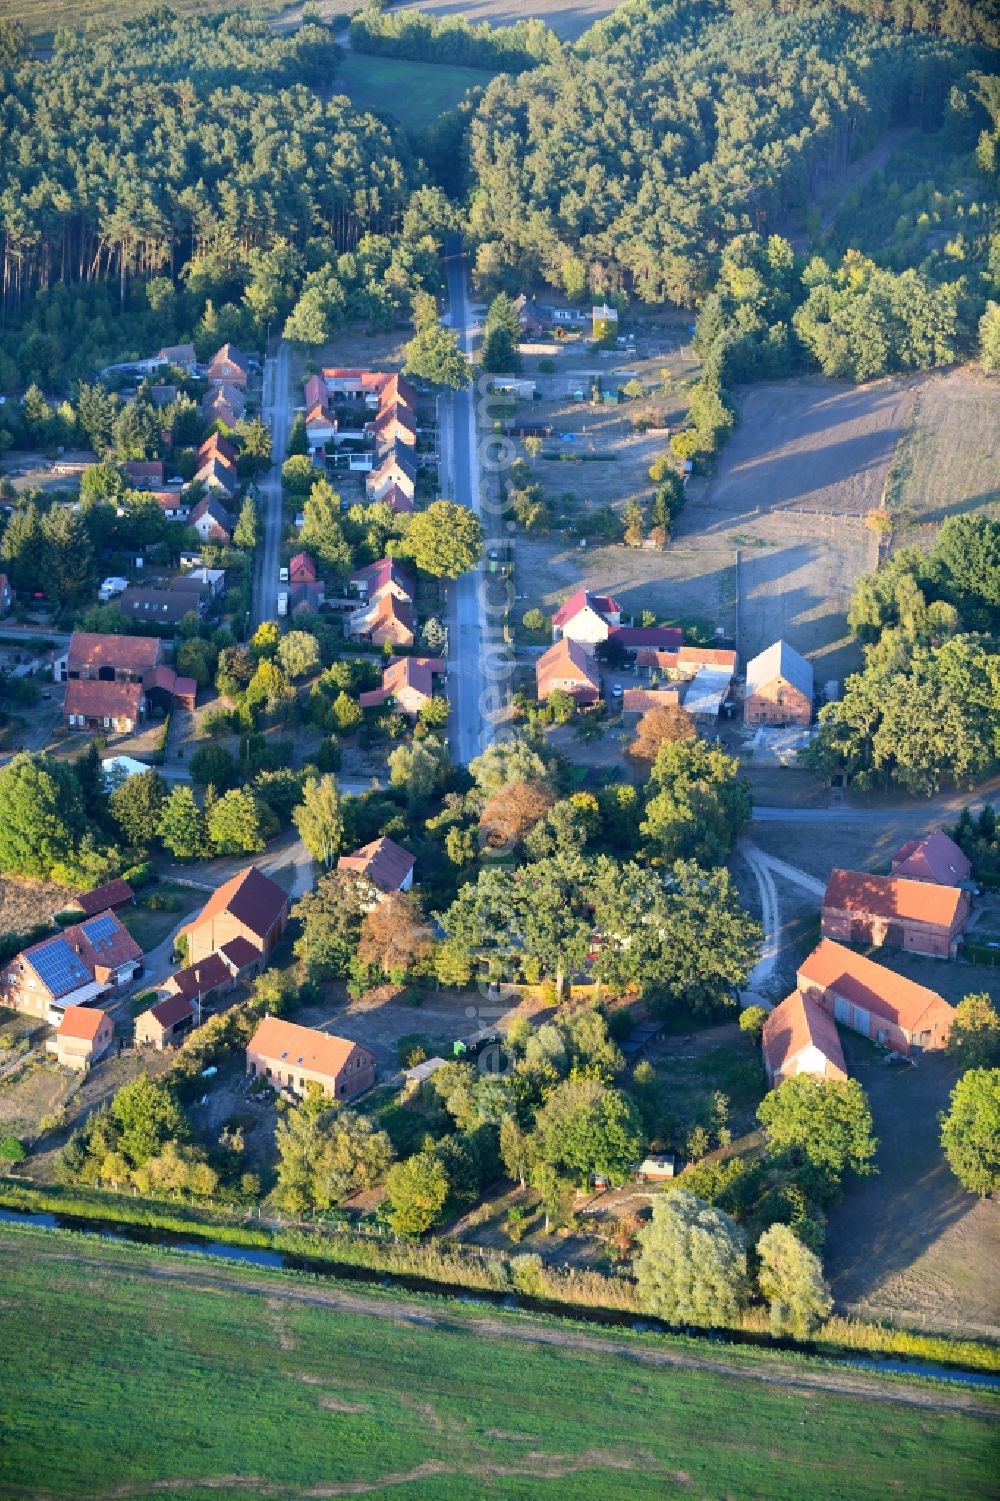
[249,1016,366,1080]
[57,1005,109,1041]
[823,869,966,928]
[798,938,954,1033]
[762,990,847,1082]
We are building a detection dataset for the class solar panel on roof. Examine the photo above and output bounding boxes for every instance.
[30,938,90,997]
[81,913,118,948]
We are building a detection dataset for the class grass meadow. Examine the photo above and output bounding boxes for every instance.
[1,1225,997,1501]
[332,52,496,133]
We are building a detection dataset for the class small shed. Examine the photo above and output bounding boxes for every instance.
[634,1155,676,1183]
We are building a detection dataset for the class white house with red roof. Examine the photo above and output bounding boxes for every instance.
[551,589,622,651]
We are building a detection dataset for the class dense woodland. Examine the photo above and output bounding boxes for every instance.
[0,11,452,386]
[0,2,996,391]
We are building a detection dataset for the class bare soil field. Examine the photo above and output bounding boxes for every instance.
[888,368,1000,545]
[398,0,621,41]
[824,1032,1000,1339]
[0,875,73,937]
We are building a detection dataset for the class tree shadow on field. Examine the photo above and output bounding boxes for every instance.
[700,425,906,514]
[907,489,1000,528]
[823,1036,977,1307]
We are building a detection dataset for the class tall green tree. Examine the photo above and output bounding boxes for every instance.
[940,1068,1000,1197]
[757,1077,877,1187]
[157,786,206,861]
[403,501,482,578]
[292,774,344,869]
[108,768,167,849]
[756,1224,833,1337]
[0,752,87,878]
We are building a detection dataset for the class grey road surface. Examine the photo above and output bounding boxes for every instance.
[443,239,492,765]
[255,339,292,628]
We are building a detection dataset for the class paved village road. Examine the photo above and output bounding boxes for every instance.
[255,339,292,629]
[443,237,492,766]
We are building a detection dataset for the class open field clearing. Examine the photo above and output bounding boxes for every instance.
[1,1226,997,1501]
[888,369,1000,544]
[333,52,496,132]
[398,0,622,41]
[686,377,906,678]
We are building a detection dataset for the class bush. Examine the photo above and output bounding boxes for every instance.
[122,860,156,889]
[739,1006,767,1043]
[0,1136,26,1163]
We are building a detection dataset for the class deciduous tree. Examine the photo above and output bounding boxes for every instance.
[756,1223,832,1337]
[940,1068,1000,1197]
[636,1190,748,1325]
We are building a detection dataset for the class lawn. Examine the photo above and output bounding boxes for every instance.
[332,51,496,133]
[1,1225,996,1500]
[119,884,200,952]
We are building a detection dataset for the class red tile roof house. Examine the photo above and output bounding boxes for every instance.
[798,938,956,1054]
[65,677,145,733]
[360,657,446,718]
[338,836,415,896]
[134,992,196,1051]
[149,490,190,521]
[193,456,238,498]
[178,865,290,966]
[890,830,972,887]
[61,630,164,683]
[536,637,601,705]
[206,343,251,388]
[303,373,327,410]
[0,912,142,1021]
[74,878,134,918]
[189,495,234,544]
[371,403,417,450]
[305,400,337,447]
[762,990,848,1087]
[366,446,416,503]
[744,639,813,726]
[247,1016,376,1102]
[289,552,318,586]
[53,1004,115,1072]
[198,434,238,469]
[635,645,738,678]
[551,589,621,651]
[122,460,165,489]
[349,592,416,649]
[349,557,415,605]
[156,952,237,1014]
[821,869,970,959]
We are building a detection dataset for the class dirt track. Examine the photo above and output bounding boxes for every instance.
[9,1237,997,1420]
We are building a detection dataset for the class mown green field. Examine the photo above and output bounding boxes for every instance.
[333,51,496,133]
[1,1226,996,1501]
